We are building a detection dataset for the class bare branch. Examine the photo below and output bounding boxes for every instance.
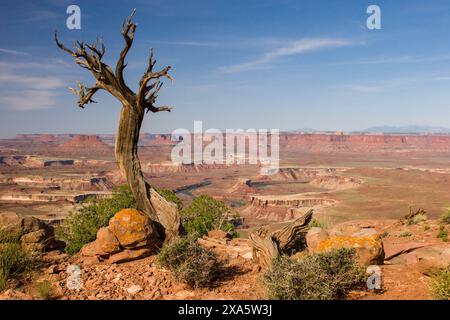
[146,105,173,113]
[55,30,127,104]
[68,81,101,108]
[116,9,136,92]
[137,48,173,109]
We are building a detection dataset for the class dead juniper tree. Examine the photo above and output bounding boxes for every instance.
[250,209,313,267]
[55,9,180,243]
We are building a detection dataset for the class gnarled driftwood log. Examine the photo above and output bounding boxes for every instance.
[250,209,313,267]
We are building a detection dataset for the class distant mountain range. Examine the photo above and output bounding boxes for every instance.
[361,125,450,134]
[288,125,450,134]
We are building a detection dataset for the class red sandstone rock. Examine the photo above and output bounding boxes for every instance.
[108,209,157,249]
[96,227,121,255]
[59,135,110,153]
[207,229,233,240]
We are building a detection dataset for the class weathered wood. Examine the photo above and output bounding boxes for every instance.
[55,10,180,243]
[400,207,426,225]
[250,209,313,267]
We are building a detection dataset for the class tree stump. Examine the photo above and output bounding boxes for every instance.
[250,209,313,267]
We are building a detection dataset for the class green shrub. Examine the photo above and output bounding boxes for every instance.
[430,267,450,300]
[0,230,21,244]
[158,189,183,211]
[180,195,238,237]
[441,210,450,225]
[308,219,328,229]
[157,236,223,288]
[264,248,366,300]
[407,213,427,226]
[424,224,431,231]
[35,280,53,300]
[56,185,138,255]
[0,232,36,291]
[437,225,448,242]
[399,230,412,237]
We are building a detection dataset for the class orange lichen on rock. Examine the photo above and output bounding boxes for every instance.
[108,209,157,248]
[316,235,385,266]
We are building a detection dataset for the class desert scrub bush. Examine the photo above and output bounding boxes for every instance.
[0,230,36,291]
[430,267,450,300]
[35,280,53,300]
[407,213,427,226]
[0,229,21,243]
[424,224,431,231]
[437,225,448,242]
[441,209,450,225]
[158,189,183,211]
[157,236,223,288]
[399,230,412,237]
[56,185,138,255]
[180,195,238,237]
[308,218,328,229]
[264,248,366,300]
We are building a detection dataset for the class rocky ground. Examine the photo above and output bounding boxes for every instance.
[0,211,449,300]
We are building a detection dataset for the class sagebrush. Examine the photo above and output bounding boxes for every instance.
[35,280,53,300]
[430,267,450,300]
[0,230,36,291]
[157,236,223,288]
[264,248,366,300]
[442,210,450,225]
[437,225,448,242]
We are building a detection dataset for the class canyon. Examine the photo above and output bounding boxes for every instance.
[1,131,450,300]
[1,131,450,224]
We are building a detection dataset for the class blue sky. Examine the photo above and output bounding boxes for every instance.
[1,0,450,138]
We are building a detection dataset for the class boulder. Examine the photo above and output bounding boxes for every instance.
[316,234,385,266]
[96,227,121,255]
[107,248,152,264]
[384,242,428,261]
[0,212,23,233]
[306,227,330,253]
[0,212,56,252]
[109,209,157,248]
[399,246,450,275]
[21,229,51,244]
[207,229,233,240]
[80,241,99,257]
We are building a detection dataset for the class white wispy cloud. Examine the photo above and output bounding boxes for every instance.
[0,73,65,111]
[332,54,450,66]
[0,90,58,111]
[341,78,420,94]
[0,74,64,90]
[220,38,355,73]
[153,40,222,48]
[0,48,28,56]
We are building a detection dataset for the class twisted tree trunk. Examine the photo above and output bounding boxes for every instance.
[56,9,180,243]
[250,209,313,267]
